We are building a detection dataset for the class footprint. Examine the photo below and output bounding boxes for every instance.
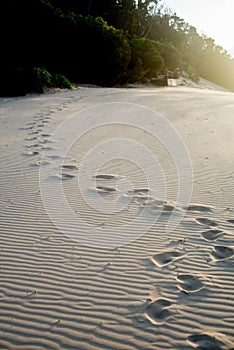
[18,126,34,130]
[201,229,223,241]
[188,334,222,350]
[211,246,234,261]
[128,188,150,195]
[62,173,76,180]
[44,146,55,151]
[152,251,183,267]
[196,218,218,227]
[23,151,40,157]
[144,200,173,212]
[29,130,40,135]
[62,164,79,170]
[177,274,203,293]
[25,136,38,141]
[48,173,76,181]
[93,174,120,180]
[96,186,116,193]
[41,133,51,137]
[145,299,171,324]
[30,160,50,167]
[162,204,175,212]
[185,204,213,213]
[25,143,40,148]
[39,139,49,145]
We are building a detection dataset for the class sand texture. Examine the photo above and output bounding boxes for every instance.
[0,85,234,349]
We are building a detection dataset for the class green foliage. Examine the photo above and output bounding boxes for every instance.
[1,0,233,95]
[161,42,182,72]
[52,73,72,89]
[31,67,52,93]
[69,15,131,85]
[128,38,164,82]
[30,68,73,93]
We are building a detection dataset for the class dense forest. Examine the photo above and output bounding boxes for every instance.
[1,0,234,96]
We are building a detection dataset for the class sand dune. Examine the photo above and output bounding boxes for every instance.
[0,85,234,349]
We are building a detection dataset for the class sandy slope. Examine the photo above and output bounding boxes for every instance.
[0,85,234,350]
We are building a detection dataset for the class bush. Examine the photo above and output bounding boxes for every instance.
[31,67,52,93]
[71,16,131,86]
[29,67,73,94]
[128,38,164,82]
[52,73,72,89]
[161,42,182,72]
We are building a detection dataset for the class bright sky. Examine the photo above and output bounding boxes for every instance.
[163,0,234,57]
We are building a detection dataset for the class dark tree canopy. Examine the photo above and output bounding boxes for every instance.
[0,0,233,96]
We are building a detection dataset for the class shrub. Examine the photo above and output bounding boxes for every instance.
[31,67,52,93]
[128,38,164,82]
[52,73,72,89]
[68,15,131,86]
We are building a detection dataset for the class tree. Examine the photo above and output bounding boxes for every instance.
[128,38,163,82]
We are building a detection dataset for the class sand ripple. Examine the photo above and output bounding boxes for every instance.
[0,87,234,349]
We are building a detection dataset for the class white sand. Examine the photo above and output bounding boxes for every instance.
[0,85,234,349]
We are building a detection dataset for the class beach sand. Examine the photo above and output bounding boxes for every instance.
[0,85,234,349]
